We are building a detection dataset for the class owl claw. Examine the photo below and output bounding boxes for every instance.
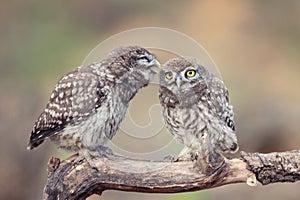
[73,150,99,171]
[163,154,176,161]
[190,152,198,161]
[174,152,198,162]
[174,156,192,162]
[163,154,192,162]
[177,146,192,158]
[74,146,114,171]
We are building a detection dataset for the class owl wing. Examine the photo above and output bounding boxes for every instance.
[206,75,235,131]
[206,75,239,153]
[28,65,109,150]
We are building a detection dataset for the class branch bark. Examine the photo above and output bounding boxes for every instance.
[43,150,300,200]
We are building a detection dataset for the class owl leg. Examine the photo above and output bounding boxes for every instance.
[174,146,196,161]
[177,146,192,158]
[88,145,113,156]
[163,154,176,161]
[73,146,113,170]
[73,149,98,170]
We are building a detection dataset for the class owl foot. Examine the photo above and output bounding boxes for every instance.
[74,149,98,171]
[74,146,113,171]
[173,152,199,162]
[163,154,176,161]
[172,146,198,161]
[164,151,196,162]
[174,156,192,162]
[163,154,191,162]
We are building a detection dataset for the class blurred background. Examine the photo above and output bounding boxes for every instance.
[1,0,300,199]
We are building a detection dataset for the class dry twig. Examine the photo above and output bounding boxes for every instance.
[43,150,300,200]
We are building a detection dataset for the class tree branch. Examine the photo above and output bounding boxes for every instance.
[240,150,300,185]
[43,150,300,200]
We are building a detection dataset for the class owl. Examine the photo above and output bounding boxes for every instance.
[27,45,160,169]
[159,57,238,161]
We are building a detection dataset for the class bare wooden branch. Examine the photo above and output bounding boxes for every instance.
[241,150,300,185]
[43,150,300,200]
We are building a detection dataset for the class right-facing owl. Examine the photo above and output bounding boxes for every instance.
[159,57,238,160]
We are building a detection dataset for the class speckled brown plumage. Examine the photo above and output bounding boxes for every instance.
[159,57,238,159]
[28,45,160,168]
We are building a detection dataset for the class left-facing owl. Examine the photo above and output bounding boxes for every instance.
[27,45,160,169]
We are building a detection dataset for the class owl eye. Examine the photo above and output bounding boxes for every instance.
[165,72,173,80]
[137,55,151,62]
[226,116,235,131]
[185,69,196,78]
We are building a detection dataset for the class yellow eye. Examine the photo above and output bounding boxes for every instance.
[185,69,196,78]
[165,72,173,80]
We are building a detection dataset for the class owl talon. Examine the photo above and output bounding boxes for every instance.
[164,154,176,161]
[73,155,84,164]
[190,152,198,161]
[73,150,99,171]
[174,152,198,162]
[174,156,191,162]
[75,146,114,170]
[175,146,200,161]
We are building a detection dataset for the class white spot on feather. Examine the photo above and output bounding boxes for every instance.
[59,92,64,99]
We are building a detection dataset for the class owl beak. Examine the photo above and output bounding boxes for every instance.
[176,77,182,88]
[149,59,160,73]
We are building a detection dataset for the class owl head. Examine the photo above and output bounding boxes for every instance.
[105,45,160,86]
[108,45,160,72]
[159,57,209,94]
